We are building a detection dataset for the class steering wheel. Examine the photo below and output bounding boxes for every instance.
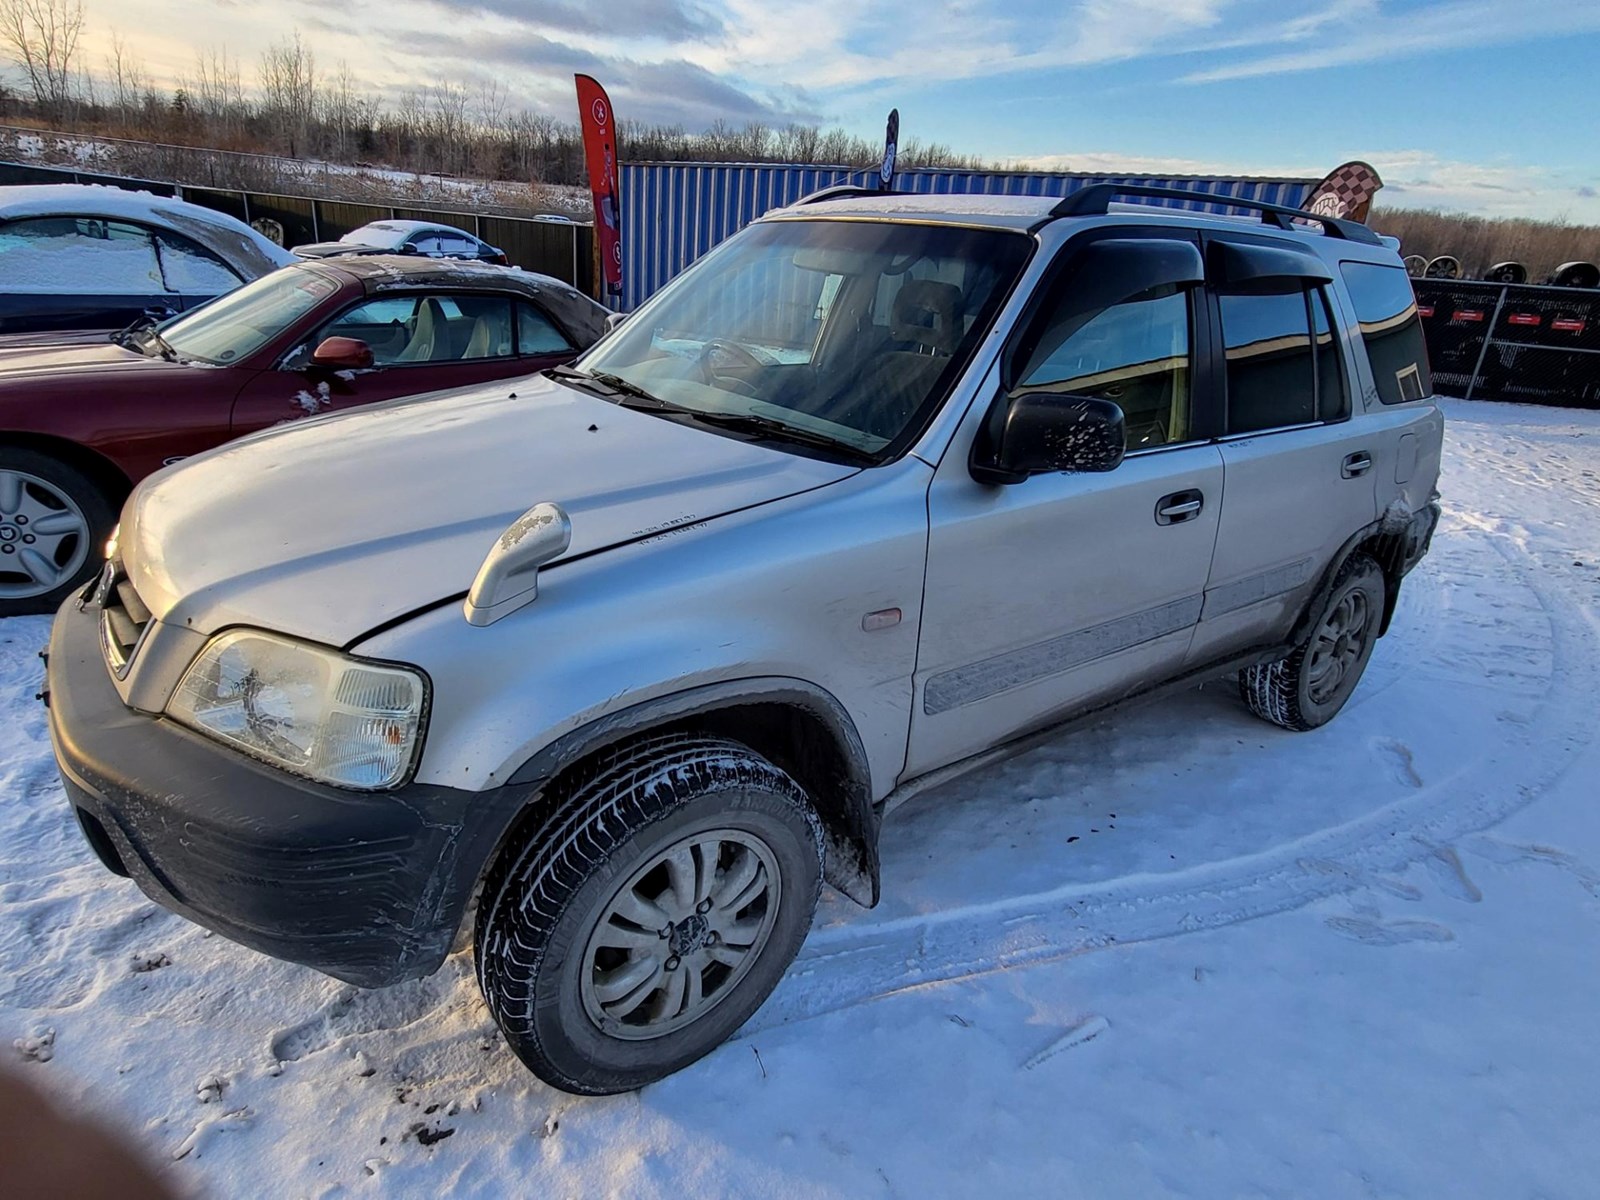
[697,339,765,396]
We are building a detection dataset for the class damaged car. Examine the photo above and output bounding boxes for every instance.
[44,185,1442,1094]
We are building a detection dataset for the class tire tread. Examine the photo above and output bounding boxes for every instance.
[474,732,820,1094]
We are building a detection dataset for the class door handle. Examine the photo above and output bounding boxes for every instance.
[1342,452,1373,478]
[1155,490,1204,525]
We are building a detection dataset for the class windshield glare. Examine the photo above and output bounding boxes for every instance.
[160,268,340,364]
[580,219,1030,457]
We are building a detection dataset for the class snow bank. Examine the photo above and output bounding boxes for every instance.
[2,399,1599,1196]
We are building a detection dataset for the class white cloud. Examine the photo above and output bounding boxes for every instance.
[1181,0,1600,82]
[993,148,1600,222]
[693,0,1231,91]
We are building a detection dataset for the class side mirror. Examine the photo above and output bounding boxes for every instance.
[970,392,1126,485]
[310,336,375,370]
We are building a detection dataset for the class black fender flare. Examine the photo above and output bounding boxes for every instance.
[1289,500,1441,645]
[502,677,881,906]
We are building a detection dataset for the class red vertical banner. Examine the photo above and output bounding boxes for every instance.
[575,74,622,298]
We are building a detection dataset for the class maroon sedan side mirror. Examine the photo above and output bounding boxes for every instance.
[310,336,375,370]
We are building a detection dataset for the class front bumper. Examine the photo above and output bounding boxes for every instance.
[44,598,527,988]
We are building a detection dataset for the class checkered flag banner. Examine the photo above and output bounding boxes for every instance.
[1304,161,1384,224]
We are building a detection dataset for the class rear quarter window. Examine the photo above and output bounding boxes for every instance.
[1340,261,1432,404]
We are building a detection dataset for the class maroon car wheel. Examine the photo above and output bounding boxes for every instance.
[0,448,116,617]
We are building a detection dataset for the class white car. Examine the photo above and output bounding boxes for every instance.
[0,184,294,335]
[293,220,508,265]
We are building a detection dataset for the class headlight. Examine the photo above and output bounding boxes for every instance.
[167,629,427,790]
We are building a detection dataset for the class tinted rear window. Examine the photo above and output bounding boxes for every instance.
[1340,262,1431,404]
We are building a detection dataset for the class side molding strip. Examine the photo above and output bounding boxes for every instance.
[1201,557,1315,620]
[923,594,1203,715]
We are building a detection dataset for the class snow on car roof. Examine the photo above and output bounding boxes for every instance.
[338,219,473,247]
[0,183,295,279]
[0,184,296,276]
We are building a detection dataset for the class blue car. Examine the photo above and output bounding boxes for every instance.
[0,184,295,335]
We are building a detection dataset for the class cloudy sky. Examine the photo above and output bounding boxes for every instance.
[61,0,1600,219]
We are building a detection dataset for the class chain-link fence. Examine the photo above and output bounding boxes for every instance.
[1415,279,1600,407]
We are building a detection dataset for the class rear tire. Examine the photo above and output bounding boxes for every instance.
[474,733,822,1095]
[0,448,116,617]
[1239,553,1385,732]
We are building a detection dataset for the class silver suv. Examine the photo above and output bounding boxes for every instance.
[45,185,1442,1094]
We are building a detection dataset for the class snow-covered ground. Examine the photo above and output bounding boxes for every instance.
[4,397,1599,1197]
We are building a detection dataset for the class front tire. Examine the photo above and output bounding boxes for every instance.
[0,448,117,617]
[474,734,822,1095]
[1239,553,1386,731]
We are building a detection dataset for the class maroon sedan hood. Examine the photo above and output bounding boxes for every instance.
[0,337,193,383]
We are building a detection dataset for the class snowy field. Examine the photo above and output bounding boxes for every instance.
[4,397,1600,1197]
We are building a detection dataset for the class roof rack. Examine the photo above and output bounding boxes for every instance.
[1046,184,1382,245]
[793,183,903,206]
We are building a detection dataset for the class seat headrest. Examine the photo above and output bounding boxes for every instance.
[890,279,961,353]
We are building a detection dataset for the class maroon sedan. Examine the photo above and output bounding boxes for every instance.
[0,256,608,614]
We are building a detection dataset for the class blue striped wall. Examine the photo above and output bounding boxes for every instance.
[617,162,1316,310]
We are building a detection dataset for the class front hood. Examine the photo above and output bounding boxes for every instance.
[0,337,185,382]
[125,375,858,645]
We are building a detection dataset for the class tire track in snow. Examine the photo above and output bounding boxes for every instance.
[747,527,1598,1035]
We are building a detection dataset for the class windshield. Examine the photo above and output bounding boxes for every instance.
[578,219,1031,458]
[160,267,340,364]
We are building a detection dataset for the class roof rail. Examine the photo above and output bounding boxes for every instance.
[793,183,901,206]
[1046,183,1382,245]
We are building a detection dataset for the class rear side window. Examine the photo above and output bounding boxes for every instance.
[517,303,574,354]
[1339,262,1431,403]
[1220,292,1315,433]
[154,231,243,294]
[1219,287,1349,433]
[1312,289,1350,421]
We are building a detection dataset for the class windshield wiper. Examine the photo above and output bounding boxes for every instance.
[150,329,182,362]
[680,411,876,464]
[544,365,672,407]
[544,366,872,463]
[112,312,157,351]
[589,370,676,408]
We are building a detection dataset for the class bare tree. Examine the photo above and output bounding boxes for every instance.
[0,0,85,120]
[321,59,362,160]
[257,32,317,156]
[427,78,469,175]
[103,31,146,126]
[192,46,245,141]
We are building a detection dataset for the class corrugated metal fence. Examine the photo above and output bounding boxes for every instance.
[619,162,1316,311]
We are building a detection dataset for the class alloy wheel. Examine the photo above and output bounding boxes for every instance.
[1306,589,1372,705]
[579,829,782,1041]
[0,470,92,600]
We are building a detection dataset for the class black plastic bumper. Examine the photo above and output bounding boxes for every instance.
[44,598,527,988]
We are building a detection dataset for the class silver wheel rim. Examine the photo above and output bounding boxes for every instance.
[0,470,91,600]
[579,828,781,1041]
[1306,589,1371,704]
